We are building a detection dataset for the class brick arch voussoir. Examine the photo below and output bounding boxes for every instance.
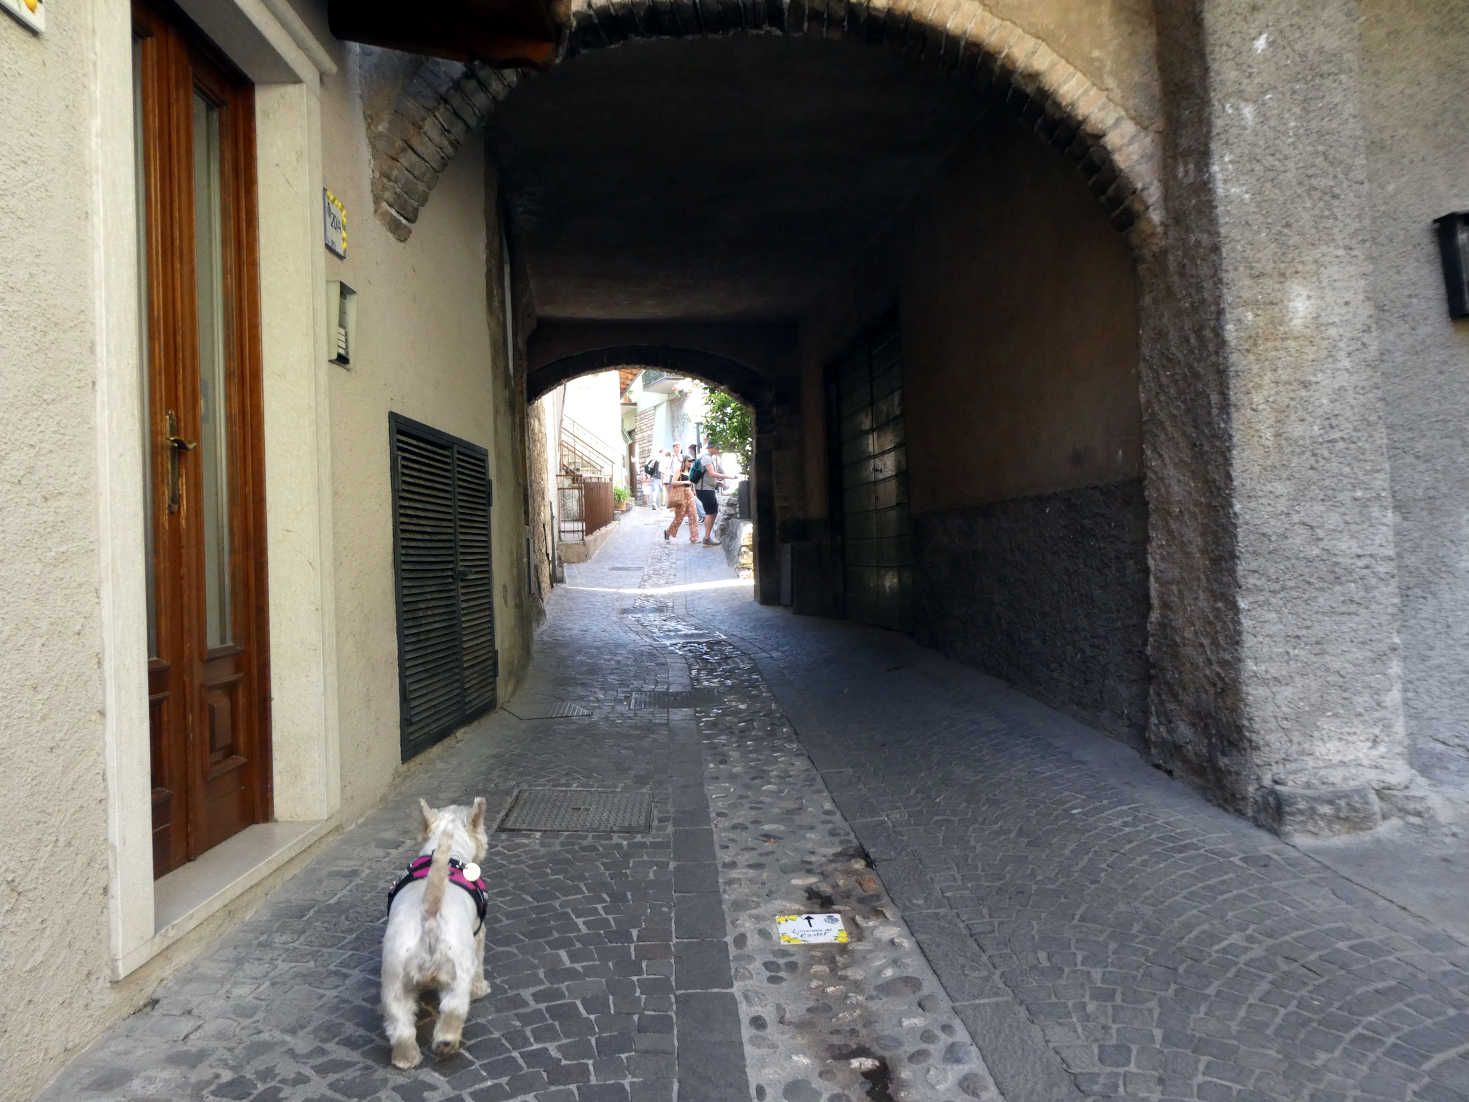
[372,0,1161,250]
[371,60,524,240]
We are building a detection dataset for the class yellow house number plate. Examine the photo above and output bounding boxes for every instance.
[2,0,44,33]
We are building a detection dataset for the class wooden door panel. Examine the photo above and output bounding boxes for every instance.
[200,668,249,852]
[136,0,270,877]
[149,666,186,876]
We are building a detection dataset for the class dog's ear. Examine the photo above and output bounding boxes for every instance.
[418,798,435,837]
[469,796,487,833]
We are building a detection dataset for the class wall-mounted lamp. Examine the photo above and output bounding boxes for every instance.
[1433,212,1469,320]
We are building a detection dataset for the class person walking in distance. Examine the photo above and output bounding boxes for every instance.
[664,457,700,544]
[695,440,728,546]
[664,445,680,511]
[644,451,664,508]
[687,443,706,528]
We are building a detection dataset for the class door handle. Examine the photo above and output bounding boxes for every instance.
[165,409,195,514]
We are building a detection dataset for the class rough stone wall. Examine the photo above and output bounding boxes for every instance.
[1141,0,1411,834]
[1359,2,1469,768]
[914,482,1150,743]
[1136,2,1247,812]
[1203,0,1407,803]
[526,393,556,603]
[484,160,538,692]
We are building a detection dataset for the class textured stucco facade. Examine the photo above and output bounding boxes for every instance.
[1,5,123,1093]
[0,4,534,1098]
[321,93,524,819]
[1360,3,1469,773]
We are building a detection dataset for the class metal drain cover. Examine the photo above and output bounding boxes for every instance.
[505,701,593,720]
[498,788,654,833]
[627,689,721,711]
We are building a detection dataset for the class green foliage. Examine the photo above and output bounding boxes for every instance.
[613,485,629,506]
[703,388,753,475]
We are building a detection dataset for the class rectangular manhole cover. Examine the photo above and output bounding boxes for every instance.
[627,689,721,711]
[497,788,654,833]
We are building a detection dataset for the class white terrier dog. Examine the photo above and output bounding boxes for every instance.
[381,797,490,1068]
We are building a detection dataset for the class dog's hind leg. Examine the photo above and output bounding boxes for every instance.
[432,981,470,1057]
[382,972,422,1069]
[471,925,489,1000]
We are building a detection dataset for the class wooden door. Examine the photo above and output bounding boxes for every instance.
[134,1,271,877]
[830,313,913,632]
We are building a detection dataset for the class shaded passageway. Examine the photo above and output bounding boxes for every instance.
[42,514,1469,1101]
[494,27,1157,778]
[360,0,1458,841]
[13,3,1469,1095]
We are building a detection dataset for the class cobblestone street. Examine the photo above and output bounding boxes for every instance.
[42,507,1469,1102]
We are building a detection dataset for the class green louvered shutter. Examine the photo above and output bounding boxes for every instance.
[389,414,497,760]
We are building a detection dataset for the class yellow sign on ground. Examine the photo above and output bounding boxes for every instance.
[776,913,848,945]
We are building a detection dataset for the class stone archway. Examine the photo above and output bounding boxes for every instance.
[532,344,786,602]
[361,5,1419,837]
[362,1,1161,252]
[529,345,771,407]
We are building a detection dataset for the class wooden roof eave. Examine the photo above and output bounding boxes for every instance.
[328,0,565,68]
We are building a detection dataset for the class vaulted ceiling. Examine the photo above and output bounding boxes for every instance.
[486,35,992,323]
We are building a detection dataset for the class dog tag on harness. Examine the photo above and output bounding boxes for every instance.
[776,913,848,945]
[461,862,481,882]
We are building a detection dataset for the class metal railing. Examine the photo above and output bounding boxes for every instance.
[559,415,617,481]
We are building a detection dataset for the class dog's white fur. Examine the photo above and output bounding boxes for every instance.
[381,796,490,1068]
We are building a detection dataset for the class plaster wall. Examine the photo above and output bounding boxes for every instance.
[979,0,1161,134]
[3,3,343,1093]
[321,59,519,817]
[1359,2,1469,767]
[899,119,1146,737]
[901,119,1141,511]
[562,370,625,479]
[0,6,116,1094]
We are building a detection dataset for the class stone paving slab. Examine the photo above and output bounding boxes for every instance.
[678,544,1469,1102]
[42,513,708,1102]
[43,505,1469,1102]
[45,509,990,1102]
[625,517,1001,1100]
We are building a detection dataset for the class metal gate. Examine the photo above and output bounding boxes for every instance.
[831,315,912,632]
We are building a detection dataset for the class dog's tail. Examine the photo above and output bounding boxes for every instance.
[421,834,452,922]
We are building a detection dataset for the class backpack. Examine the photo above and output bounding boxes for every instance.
[688,457,706,486]
[643,459,656,477]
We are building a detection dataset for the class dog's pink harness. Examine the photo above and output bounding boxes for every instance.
[386,856,488,933]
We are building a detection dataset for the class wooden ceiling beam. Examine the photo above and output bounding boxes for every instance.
[328,0,563,67]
